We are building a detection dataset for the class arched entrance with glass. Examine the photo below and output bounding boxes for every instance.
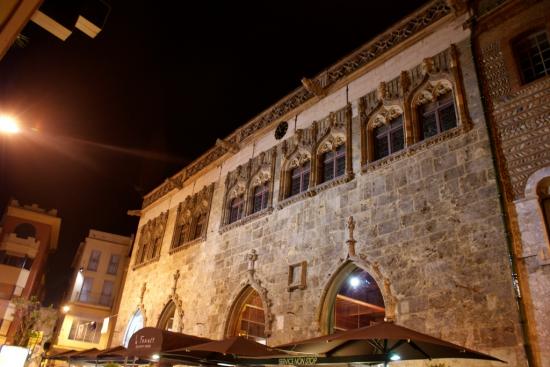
[226,286,267,344]
[122,309,144,347]
[320,262,385,334]
[157,300,176,331]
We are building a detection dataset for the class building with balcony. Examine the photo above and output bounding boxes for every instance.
[109,1,548,365]
[54,229,132,351]
[0,199,61,344]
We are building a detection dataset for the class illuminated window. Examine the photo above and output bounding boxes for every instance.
[320,144,345,183]
[252,183,269,213]
[289,161,310,197]
[229,196,245,223]
[230,288,266,344]
[515,30,550,84]
[331,268,385,333]
[419,92,456,140]
[373,116,404,160]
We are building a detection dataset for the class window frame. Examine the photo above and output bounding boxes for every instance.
[373,116,405,161]
[229,195,245,224]
[252,182,270,214]
[107,254,120,275]
[418,92,457,140]
[319,144,346,184]
[513,29,550,85]
[87,250,101,272]
[288,161,311,198]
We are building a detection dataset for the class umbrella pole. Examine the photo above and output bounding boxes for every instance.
[383,339,388,367]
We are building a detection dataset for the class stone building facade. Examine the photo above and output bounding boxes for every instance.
[474,0,550,366]
[114,1,531,365]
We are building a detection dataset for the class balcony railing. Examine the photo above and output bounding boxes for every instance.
[72,291,113,307]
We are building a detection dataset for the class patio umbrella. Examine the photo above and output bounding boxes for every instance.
[97,345,127,358]
[182,336,289,357]
[45,348,77,360]
[277,321,505,365]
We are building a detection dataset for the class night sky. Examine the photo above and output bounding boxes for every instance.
[0,0,428,305]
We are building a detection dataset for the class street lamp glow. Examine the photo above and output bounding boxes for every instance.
[389,353,401,361]
[0,115,20,134]
[62,305,70,313]
[349,276,361,288]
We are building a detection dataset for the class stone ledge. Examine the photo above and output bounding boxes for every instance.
[219,207,274,234]
[361,125,464,173]
[132,255,160,271]
[169,236,206,255]
[315,173,355,195]
[277,190,316,209]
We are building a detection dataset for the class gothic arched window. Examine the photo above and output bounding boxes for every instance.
[228,287,266,344]
[319,144,345,183]
[229,196,245,224]
[373,116,404,160]
[157,301,176,332]
[191,213,206,240]
[418,92,456,140]
[123,309,144,347]
[289,161,311,197]
[252,183,269,214]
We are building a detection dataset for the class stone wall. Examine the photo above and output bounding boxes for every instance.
[114,18,526,367]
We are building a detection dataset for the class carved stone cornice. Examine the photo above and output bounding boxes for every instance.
[141,0,453,209]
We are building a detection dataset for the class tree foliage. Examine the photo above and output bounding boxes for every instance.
[11,296,55,347]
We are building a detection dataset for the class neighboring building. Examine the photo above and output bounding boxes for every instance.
[113,0,531,365]
[54,229,132,351]
[473,0,550,366]
[0,199,61,344]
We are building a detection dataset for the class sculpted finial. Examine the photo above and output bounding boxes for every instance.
[172,270,180,295]
[346,216,357,257]
[246,249,258,273]
[140,283,147,304]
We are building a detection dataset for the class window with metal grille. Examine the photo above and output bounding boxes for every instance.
[229,196,245,223]
[320,144,346,183]
[373,116,404,160]
[289,161,310,197]
[191,213,206,240]
[252,183,269,213]
[87,250,101,271]
[515,30,550,84]
[419,93,457,140]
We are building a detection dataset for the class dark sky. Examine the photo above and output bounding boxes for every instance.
[0,0,428,305]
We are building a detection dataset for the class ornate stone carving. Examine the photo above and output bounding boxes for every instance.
[141,0,452,209]
[301,77,326,97]
[134,211,169,268]
[246,249,258,273]
[371,105,403,127]
[216,138,240,154]
[170,184,215,253]
[221,148,277,229]
[412,79,453,106]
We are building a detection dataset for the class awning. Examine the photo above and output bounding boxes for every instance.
[126,327,211,359]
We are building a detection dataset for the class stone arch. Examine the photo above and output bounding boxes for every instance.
[525,166,550,199]
[223,275,273,340]
[317,259,395,335]
[157,295,184,332]
[122,306,145,347]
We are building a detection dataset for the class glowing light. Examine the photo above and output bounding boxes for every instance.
[389,353,401,361]
[152,354,160,361]
[0,345,29,367]
[62,305,70,313]
[0,115,20,134]
[349,276,361,288]
[217,364,235,367]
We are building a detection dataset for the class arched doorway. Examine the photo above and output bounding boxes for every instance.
[320,262,386,334]
[157,301,176,331]
[226,287,267,344]
[123,309,144,347]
